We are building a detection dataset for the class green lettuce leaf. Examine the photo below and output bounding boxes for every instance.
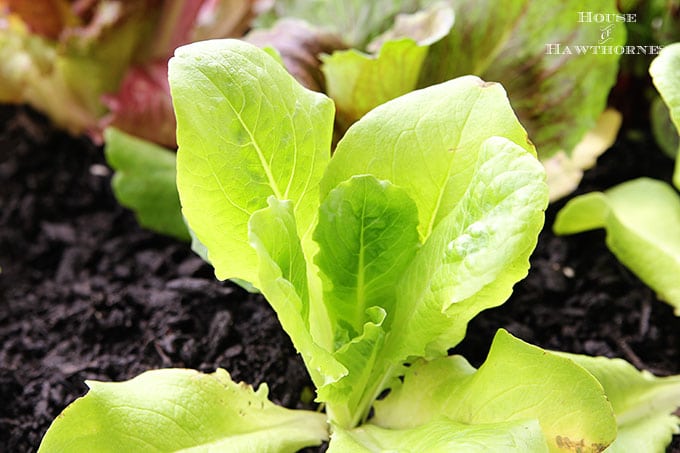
[320,2,454,129]
[555,352,680,453]
[418,0,526,80]
[312,175,419,426]
[420,0,625,160]
[321,40,430,131]
[372,330,617,453]
[249,196,389,428]
[170,39,334,284]
[38,368,328,452]
[318,306,389,428]
[328,418,549,452]
[554,178,680,314]
[649,42,680,188]
[315,76,547,420]
[650,40,680,120]
[314,175,420,343]
[651,95,680,159]
[104,128,190,241]
[366,0,454,51]
[383,134,547,360]
[248,197,344,387]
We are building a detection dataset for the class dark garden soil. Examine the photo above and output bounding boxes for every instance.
[1,103,679,452]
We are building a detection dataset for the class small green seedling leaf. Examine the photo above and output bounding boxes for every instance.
[373,330,617,453]
[38,368,328,452]
[554,178,680,314]
[317,305,388,428]
[556,352,680,453]
[170,39,334,285]
[104,128,190,241]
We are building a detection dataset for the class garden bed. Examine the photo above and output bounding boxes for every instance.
[1,104,679,451]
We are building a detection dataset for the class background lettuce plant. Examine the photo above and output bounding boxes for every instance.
[296,0,626,199]
[102,0,630,242]
[0,0,157,137]
[39,39,680,452]
[0,0,258,145]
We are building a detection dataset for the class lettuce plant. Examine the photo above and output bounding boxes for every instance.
[0,0,157,136]
[554,43,680,314]
[0,0,257,144]
[168,42,550,431]
[39,40,680,452]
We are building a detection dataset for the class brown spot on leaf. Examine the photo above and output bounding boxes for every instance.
[555,435,608,453]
